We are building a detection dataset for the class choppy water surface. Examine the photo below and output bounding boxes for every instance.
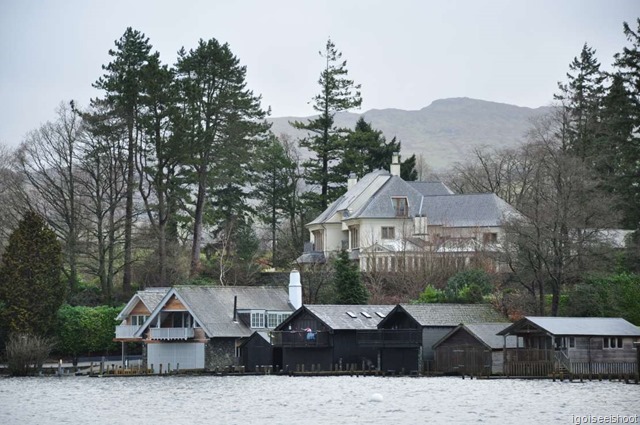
[0,375,638,424]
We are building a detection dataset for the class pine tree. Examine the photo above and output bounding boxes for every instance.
[338,118,418,181]
[175,38,268,277]
[93,27,155,294]
[555,43,606,161]
[292,39,362,212]
[254,135,298,267]
[0,211,64,336]
[613,19,640,229]
[333,249,368,304]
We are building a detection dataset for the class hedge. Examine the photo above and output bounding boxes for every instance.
[55,304,122,357]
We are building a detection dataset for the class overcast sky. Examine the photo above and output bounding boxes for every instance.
[0,0,637,147]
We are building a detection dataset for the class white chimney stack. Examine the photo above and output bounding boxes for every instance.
[347,172,358,190]
[391,154,401,177]
[289,269,302,310]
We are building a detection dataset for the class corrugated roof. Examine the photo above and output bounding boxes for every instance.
[398,304,508,326]
[500,316,640,337]
[173,286,292,338]
[305,305,395,330]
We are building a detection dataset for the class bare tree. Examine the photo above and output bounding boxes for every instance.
[16,102,85,294]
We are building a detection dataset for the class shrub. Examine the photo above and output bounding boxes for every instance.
[56,305,121,357]
[5,333,55,376]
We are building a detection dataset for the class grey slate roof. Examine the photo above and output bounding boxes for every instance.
[499,316,640,337]
[138,286,292,338]
[461,323,518,349]
[397,303,508,326]
[349,175,426,219]
[309,170,389,225]
[408,181,454,196]
[116,287,170,320]
[305,305,395,330]
[421,193,517,227]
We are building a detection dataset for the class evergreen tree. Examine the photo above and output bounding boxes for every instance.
[175,38,269,277]
[333,249,368,304]
[93,27,155,294]
[254,135,298,267]
[613,19,640,229]
[0,211,64,336]
[554,43,606,161]
[292,39,362,211]
[338,118,418,181]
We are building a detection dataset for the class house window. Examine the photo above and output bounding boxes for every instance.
[568,337,575,348]
[483,233,498,244]
[251,311,265,328]
[130,315,147,326]
[603,337,623,349]
[381,227,395,239]
[349,226,360,249]
[392,197,408,217]
[312,230,324,251]
[267,312,290,328]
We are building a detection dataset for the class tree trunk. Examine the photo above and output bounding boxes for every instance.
[190,171,206,277]
[122,123,135,295]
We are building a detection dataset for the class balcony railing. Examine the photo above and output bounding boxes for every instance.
[356,329,421,347]
[271,330,331,348]
[115,325,141,339]
[149,327,195,340]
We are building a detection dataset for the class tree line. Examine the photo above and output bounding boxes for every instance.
[0,30,417,307]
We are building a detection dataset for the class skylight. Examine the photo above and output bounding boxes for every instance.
[375,312,386,318]
[361,312,372,318]
[346,311,357,318]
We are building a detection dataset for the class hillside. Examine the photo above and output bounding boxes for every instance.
[268,97,550,170]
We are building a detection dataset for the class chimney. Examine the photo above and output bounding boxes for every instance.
[233,295,238,322]
[391,154,401,177]
[347,172,358,190]
[289,269,302,310]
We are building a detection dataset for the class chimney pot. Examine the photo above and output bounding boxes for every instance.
[289,269,302,310]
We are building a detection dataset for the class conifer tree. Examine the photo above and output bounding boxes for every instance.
[292,39,362,211]
[333,249,368,304]
[0,211,64,336]
[93,27,155,294]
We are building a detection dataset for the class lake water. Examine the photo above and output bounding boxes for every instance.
[0,375,638,424]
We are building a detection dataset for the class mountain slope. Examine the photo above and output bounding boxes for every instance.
[268,97,549,170]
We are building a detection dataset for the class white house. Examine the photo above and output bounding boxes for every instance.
[297,154,519,272]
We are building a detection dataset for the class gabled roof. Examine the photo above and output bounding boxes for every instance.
[136,286,292,338]
[433,323,518,350]
[116,287,170,321]
[381,303,507,327]
[309,170,390,225]
[278,305,394,331]
[348,175,426,219]
[421,193,518,227]
[498,316,640,337]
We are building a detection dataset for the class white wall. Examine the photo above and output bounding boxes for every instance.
[147,343,205,372]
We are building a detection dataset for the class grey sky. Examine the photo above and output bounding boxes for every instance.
[0,0,637,147]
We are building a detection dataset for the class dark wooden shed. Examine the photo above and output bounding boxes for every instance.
[239,331,276,372]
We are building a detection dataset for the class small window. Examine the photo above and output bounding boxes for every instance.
[392,197,408,217]
[483,233,498,244]
[603,337,623,349]
[381,227,395,239]
[251,311,265,328]
[361,312,372,319]
[346,311,357,318]
[375,312,386,318]
[131,315,147,326]
[569,337,575,348]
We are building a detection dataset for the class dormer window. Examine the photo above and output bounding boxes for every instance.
[251,311,265,328]
[392,197,408,217]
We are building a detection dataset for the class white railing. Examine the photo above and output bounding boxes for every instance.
[150,327,195,340]
[115,325,140,339]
